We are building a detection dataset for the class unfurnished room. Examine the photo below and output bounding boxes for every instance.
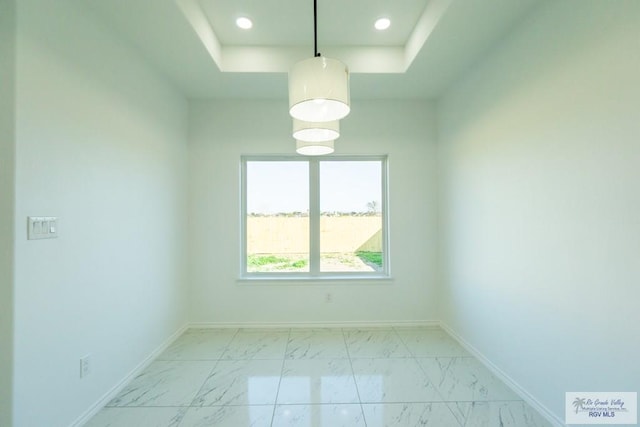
[0,0,638,426]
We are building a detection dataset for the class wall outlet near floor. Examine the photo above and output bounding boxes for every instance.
[325,293,333,303]
[80,354,91,378]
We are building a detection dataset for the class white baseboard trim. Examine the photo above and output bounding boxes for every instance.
[69,323,189,427]
[188,320,440,329]
[439,321,565,427]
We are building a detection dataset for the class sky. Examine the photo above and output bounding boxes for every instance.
[247,160,382,214]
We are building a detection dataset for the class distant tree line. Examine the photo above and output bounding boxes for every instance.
[248,201,381,217]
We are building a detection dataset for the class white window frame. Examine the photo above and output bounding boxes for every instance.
[240,155,390,280]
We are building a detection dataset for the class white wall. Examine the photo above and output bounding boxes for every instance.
[438,0,640,423]
[189,99,438,325]
[13,1,189,426]
[0,0,16,425]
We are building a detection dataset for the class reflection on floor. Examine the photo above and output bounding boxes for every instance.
[86,327,552,426]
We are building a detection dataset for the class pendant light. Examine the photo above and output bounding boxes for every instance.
[289,0,350,123]
[296,140,335,156]
[293,118,340,142]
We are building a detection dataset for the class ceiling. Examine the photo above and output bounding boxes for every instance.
[83,0,542,100]
[199,0,430,47]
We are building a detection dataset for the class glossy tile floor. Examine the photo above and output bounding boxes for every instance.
[86,327,552,427]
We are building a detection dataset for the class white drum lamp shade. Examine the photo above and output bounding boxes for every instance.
[289,57,350,123]
[293,119,340,142]
[296,140,335,156]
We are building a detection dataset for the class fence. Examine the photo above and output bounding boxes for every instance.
[247,216,382,254]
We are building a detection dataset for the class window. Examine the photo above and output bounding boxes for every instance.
[241,156,389,278]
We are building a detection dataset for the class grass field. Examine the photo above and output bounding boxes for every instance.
[247,252,382,273]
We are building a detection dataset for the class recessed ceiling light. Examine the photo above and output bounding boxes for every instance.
[236,17,253,30]
[374,18,391,31]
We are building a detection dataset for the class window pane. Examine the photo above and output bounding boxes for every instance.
[319,161,383,272]
[246,161,309,272]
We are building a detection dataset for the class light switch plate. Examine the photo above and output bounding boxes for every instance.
[28,216,58,240]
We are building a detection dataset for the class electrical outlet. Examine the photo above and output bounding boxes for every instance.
[325,293,333,303]
[80,354,91,378]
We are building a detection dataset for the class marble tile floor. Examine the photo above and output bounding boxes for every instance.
[86,327,552,427]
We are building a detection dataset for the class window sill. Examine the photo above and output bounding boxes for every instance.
[236,275,394,286]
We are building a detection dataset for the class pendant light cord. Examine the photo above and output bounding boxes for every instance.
[314,0,320,57]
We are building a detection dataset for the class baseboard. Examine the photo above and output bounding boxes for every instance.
[188,320,440,329]
[69,322,189,427]
[439,321,566,427]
